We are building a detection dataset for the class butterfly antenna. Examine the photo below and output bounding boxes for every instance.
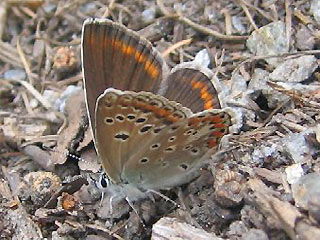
[44,146,92,165]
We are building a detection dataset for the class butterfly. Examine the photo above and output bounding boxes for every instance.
[81,18,235,204]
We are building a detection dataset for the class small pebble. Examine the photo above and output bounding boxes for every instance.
[269,56,318,83]
[141,7,156,22]
[80,2,98,15]
[311,0,320,24]
[247,21,288,66]
[241,229,269,240]
[3,69,26,81]
[232,16,246,34]
[282,132,316,163]
[193,49,210,68]
[43,90,60,107]
[296,25,315,50]
[292,172,320,210]
[54,85,82,112]
[42,3,57,14]
[285,163,304,185]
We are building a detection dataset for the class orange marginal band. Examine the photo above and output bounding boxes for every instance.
[188,115,223,127]
[87,31,160,79]
[119,98,181,123]
[190,80,214,110]
[112,39,160,79]
[208,138,217,148]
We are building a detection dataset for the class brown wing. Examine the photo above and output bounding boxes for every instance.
[161,63,222,113]
[82,18,169,133]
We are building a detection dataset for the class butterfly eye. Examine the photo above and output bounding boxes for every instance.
[122,95,132,101]
[103,93,117,107]
[163,106,174,112]
[96,174,109,190]
[135,95,148,103]
[153,127,162,134]
[183,145,192,151]
[100,177,108,188]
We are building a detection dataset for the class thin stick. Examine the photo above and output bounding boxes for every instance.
[34,36,80,46]
[221,9,232,35]
[0,41,24,67]
[161,38,192,58]
[285,0,292,51]
[17,35,35,85]
[85,223,124,240]
[156,0,248,42]
[4,78,52,109]
[156,0,171,16]
[178,15,248,41]
[0,1,7,40]
[238,0,258,31]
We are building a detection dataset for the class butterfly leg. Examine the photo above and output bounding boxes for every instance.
[108,195,116,214]
[125,197,146,227]
[99,192,105,207]
[147,192,156,203]
[147,189,179,207]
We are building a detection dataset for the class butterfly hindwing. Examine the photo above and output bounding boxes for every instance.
[95,89,193,183]
[162,64,222,113]
[122,109,231,190]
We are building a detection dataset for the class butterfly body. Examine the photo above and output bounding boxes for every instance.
[82,18,235,202]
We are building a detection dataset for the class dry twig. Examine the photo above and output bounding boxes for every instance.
[161,38,192,58]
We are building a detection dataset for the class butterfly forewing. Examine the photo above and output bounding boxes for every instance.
[82,19,168,134]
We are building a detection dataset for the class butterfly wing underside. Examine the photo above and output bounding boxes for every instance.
[82,18,168,134]
[122,106,231,190]
[83,18,234,190]
[95,89,231,187]
[162,65,222,113]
